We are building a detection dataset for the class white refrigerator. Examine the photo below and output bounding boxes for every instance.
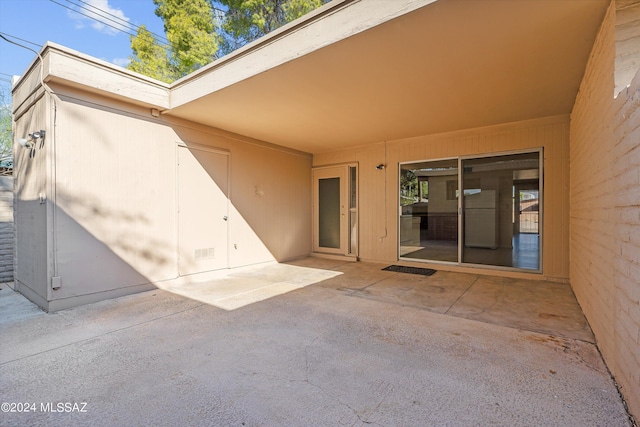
[464,190,498,249]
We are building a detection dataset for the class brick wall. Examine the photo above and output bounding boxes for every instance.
[616,0,640,94]
[0,176,14,283]
[612,62,640,422]
[570,1,640,419]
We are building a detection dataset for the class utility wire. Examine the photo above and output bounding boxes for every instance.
[62,0,136,33]
[0,32,55,96]
[0,32,41,48]
[48,0,138,38]
[49,0,232,58]
[73,0,142,29]
[0,33,38,81]
[0,34,42,58]
[63,0,171,45]
[48,0,172,50]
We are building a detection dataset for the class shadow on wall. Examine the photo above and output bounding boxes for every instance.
[14,94,312,310]
[15,193,180,311]
[20,190,328,312]
[50,203,154,301]
[51,191,179,297]
[58,192,171,266]
[177,133,312,267]
[179,143,271,270]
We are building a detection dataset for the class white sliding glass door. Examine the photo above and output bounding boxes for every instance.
[399,150,542,272]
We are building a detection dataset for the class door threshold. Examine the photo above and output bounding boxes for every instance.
[311,253,358,262]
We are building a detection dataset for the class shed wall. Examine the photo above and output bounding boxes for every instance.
[20,84,312,311]
[13,95,49,307]
[570,1,640,418]
[52,92,177,302]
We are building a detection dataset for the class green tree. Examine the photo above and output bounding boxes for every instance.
[218,0,326,54]
[400,169,418,206]
[128,0,219,83]
[0,88,12,161]
[128,26,174,82]
[128,0,327,82]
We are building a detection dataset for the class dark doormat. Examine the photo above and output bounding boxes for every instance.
[382,265,436,276]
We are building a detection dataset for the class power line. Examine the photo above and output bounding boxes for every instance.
[63,0,171,47]
[49,0,137,37]
[74,0,138,28]
[0,34,41,57]
[48,0,172,51]
[0,32,41,48]
[63,0,171,46]
[0,33,39,82]
[74,0,171,45]
[0,32,54,99]
[64,0,135,32]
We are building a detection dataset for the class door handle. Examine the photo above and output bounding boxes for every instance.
[223,216,228,221]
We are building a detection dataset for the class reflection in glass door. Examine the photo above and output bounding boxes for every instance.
[399,159,458,262]
[399,150,541,272]
[461,152,540,270]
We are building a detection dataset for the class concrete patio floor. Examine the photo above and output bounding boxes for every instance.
[0,258,632,426]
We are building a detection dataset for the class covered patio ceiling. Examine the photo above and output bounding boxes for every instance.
[167,0,609,154]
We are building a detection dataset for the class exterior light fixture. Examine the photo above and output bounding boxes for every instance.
[29,131,45,140]
[18,130,45,149]
[376,164,385,170]
[18,138,32,148]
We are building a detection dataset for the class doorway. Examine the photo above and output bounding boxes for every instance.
[313,164,358,257]
[177,144,230,275]
[399,150,542,271]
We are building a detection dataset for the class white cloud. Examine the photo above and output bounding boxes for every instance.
[67,0,131,36]
[112,57,131,68]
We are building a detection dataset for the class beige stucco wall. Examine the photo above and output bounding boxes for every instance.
[13,91,50,308]
[51,88,178,304]
[570,0,640,418]
[314,114,570,282]
[13,81,312,311]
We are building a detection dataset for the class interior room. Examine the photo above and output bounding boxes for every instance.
[399,151,541,271]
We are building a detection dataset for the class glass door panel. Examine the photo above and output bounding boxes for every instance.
[349,166,358,255]
[318,177,341,249]
[313,165,358,256]
[399,151,542,272]
[461,152,540,270]
[400,159,458,262]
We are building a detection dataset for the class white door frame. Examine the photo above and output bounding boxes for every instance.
[312,164,357,257]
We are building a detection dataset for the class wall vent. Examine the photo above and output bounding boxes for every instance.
[195,248,216,260]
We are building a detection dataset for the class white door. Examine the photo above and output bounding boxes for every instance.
[313,165,357,256]
[178,145,229,275]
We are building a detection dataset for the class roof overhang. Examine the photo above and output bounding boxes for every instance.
[12,43,170,117]
[167,0,609,154]
[15,0,609,155]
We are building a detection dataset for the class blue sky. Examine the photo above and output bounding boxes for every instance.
[0,0,167,93]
